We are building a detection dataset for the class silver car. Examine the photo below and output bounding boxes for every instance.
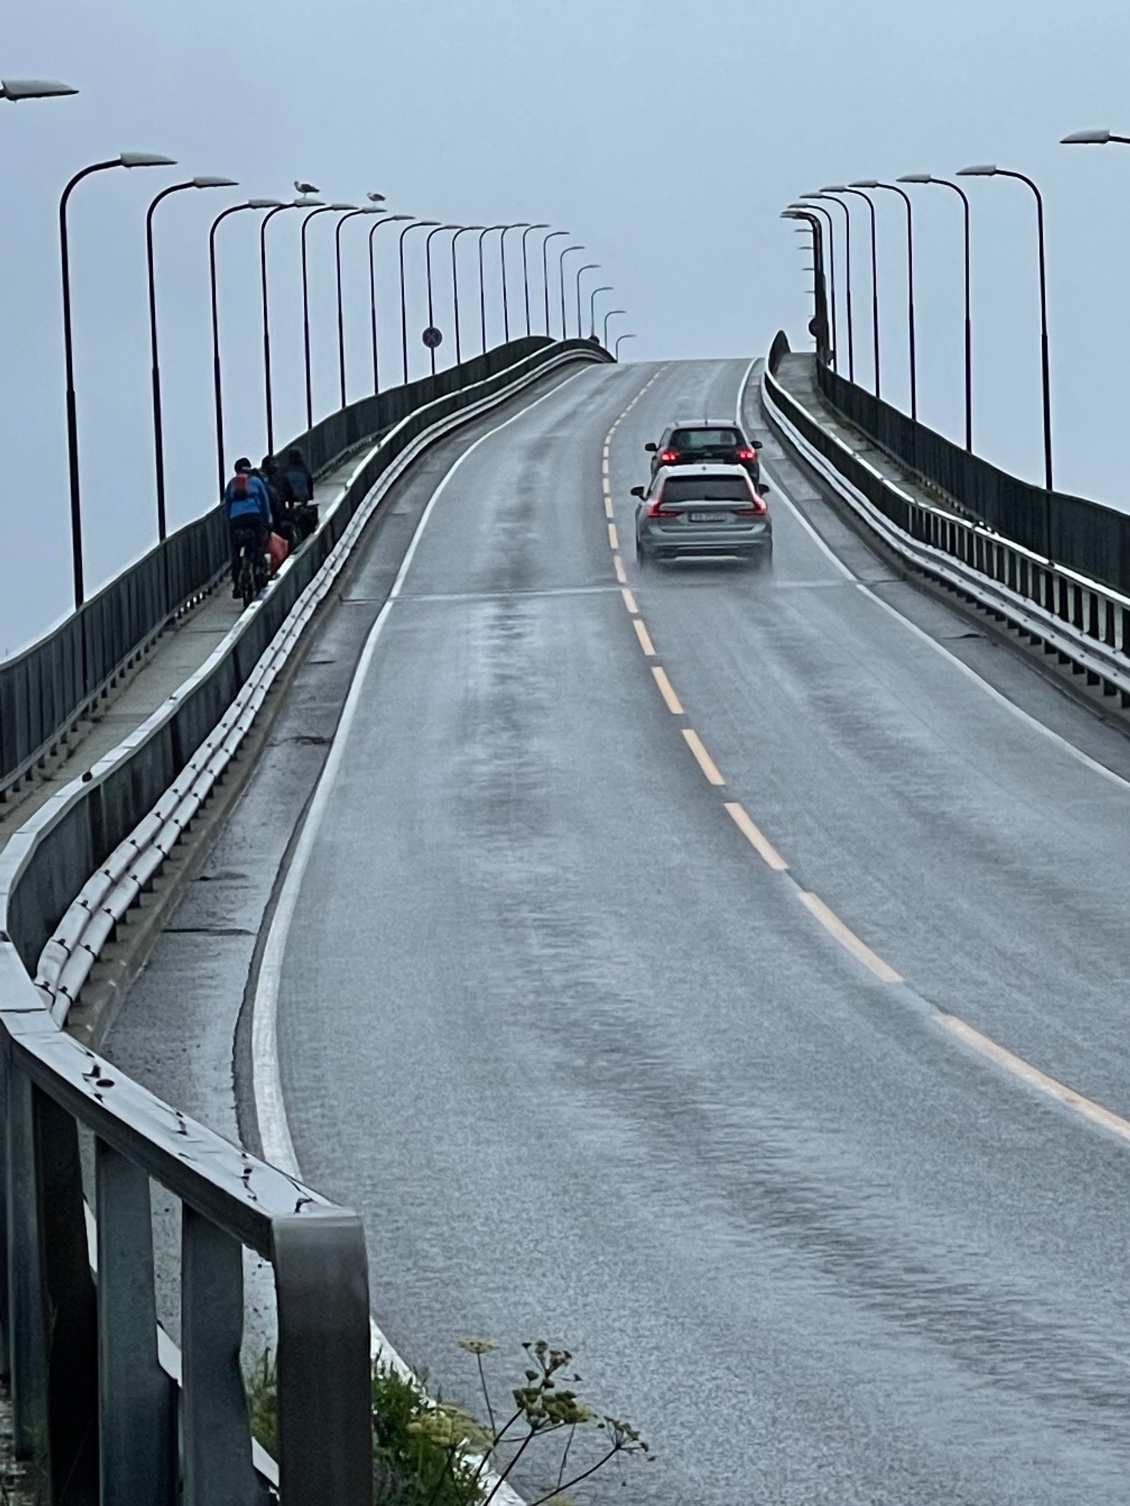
[631,463,772,568]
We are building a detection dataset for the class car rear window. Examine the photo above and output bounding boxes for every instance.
[662,477,751,503]
[671,429,741,450]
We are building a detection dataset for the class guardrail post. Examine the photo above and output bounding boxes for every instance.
[182,1206,266,1506]
[95,1140,176,1503]
[35,1086,99,1503]
[273,1210,373,1506]
[6,1062,48,1460]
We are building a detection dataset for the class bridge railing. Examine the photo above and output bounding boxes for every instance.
[0,336,555,805]
[813,356,1130,596]
[0,335,611,1505]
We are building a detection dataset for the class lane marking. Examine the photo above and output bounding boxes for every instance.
[798,890,903,983]
[604,496,614,519]
[632,618,656,656]
[938,1014,1130,1147]
[608,522,619,550]
[621,587,639,614]
[652,667,684,714]
[251,365,592,1175]
[724,801,789,871]
[682,728,725,785]
[613,554,628,584]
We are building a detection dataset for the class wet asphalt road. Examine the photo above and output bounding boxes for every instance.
[126,357,1130,1502]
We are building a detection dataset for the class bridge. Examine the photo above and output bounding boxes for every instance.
[4,188,1130,1503]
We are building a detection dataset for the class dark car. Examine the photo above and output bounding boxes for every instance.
[632,464,772,568]
[645,421,763,486]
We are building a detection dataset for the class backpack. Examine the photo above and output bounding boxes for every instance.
[232,471,250,499]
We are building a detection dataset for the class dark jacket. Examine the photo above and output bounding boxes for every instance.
[282,458,314,504]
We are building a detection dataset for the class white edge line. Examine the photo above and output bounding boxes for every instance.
[251,365,590,1175]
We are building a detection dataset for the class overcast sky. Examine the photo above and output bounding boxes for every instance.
[5,0,1130,653]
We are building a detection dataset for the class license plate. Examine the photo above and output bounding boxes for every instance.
[688,511,728,523]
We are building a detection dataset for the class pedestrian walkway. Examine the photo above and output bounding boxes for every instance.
[0,450,360,865]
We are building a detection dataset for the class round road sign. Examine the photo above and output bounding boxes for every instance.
[422,326,443,349]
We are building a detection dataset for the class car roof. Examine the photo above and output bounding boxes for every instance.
[653,462,751,480]
[667,419,745,430]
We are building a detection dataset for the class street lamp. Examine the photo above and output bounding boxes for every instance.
[477,226,503,355]
[1,78,77,102]
[300,201,356,427]
[589,285,613,340]
[498,223,530,343]
[558,245,585,340]
[574,265,599,341]
[426,225,458,375]
[146,176,237,540]
[602,307,625,347]
[801,193,854,380]
[782,209,833,364]
[541,230,570,336]
[369,214,413,394]
[520,223,550,336]
[898,174,974,450]
[789,203,843,367]
[851,179,919,419]
[957,163,1054,496]
[60,151,176,610]
[1061,129,1130,146]
[399,220,440,383]
[450,226,483,366]
[335,203,385,408]
[614,333,636,360]
[210,199,283,498]
[823,184,881,397]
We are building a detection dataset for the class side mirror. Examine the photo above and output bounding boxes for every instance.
[630,486,646,500]
[644,442,658,453]
[752,439,764,450]
[759,485,771,497]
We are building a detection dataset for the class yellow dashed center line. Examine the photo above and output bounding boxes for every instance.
[798,892,903,983]
[651,667,684,714]
[724,802,788,871]
[632,619,656,656]
[621,587,639,614]
[682,729,725,786]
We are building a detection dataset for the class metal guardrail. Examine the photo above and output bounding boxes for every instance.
[815,357,1130,597]
[0,336,557,804]
[762,353,1130,709]
[0,336,613,1505]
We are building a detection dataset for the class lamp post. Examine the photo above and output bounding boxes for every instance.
[588,285,613,340]
[851,179,918,418]
[958,164,1054,496]
[259,199,320,453]
[300,202,355,428]
[60,152,176,610]
[789,201,843,365]
[369,213,412,393]
[602,307,625,346]
[823,184,881,397]
[399,220,440,383]
[146,176,237,541]
[574,265,599,341]
[335,203,385,408]
[425,225,458,374]
[614,333,636,360]
[520,223,549,336]
[498,223,530,343]
[801,193,854,380]
[477,226,502,355]
[1062,129,1130,146]
[898,174,973,450]
[541,230,570,336]
[558,245,585,340]
[450,225,483,366]
[1,77,77,102]
[782,209,831,364]
[210,200,283,498]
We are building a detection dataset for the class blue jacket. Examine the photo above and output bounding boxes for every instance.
[223,473,273,528]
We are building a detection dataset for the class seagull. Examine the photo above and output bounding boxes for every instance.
[294,180,319,196]
[367,191,386,203]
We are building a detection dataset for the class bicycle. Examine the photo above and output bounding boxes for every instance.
[232,527,267,610]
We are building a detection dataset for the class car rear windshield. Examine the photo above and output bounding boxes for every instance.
[671,429,742,450]
[662,477,751,503]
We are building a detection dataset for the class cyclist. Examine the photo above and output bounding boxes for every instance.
[282,448,317,539]
[257,454,298,548]
[223,457,273,598]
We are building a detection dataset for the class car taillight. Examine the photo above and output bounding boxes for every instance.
[646,498,671,518]
[737,448,756,461]
[659,450,679,463]
[734,496,767,516]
